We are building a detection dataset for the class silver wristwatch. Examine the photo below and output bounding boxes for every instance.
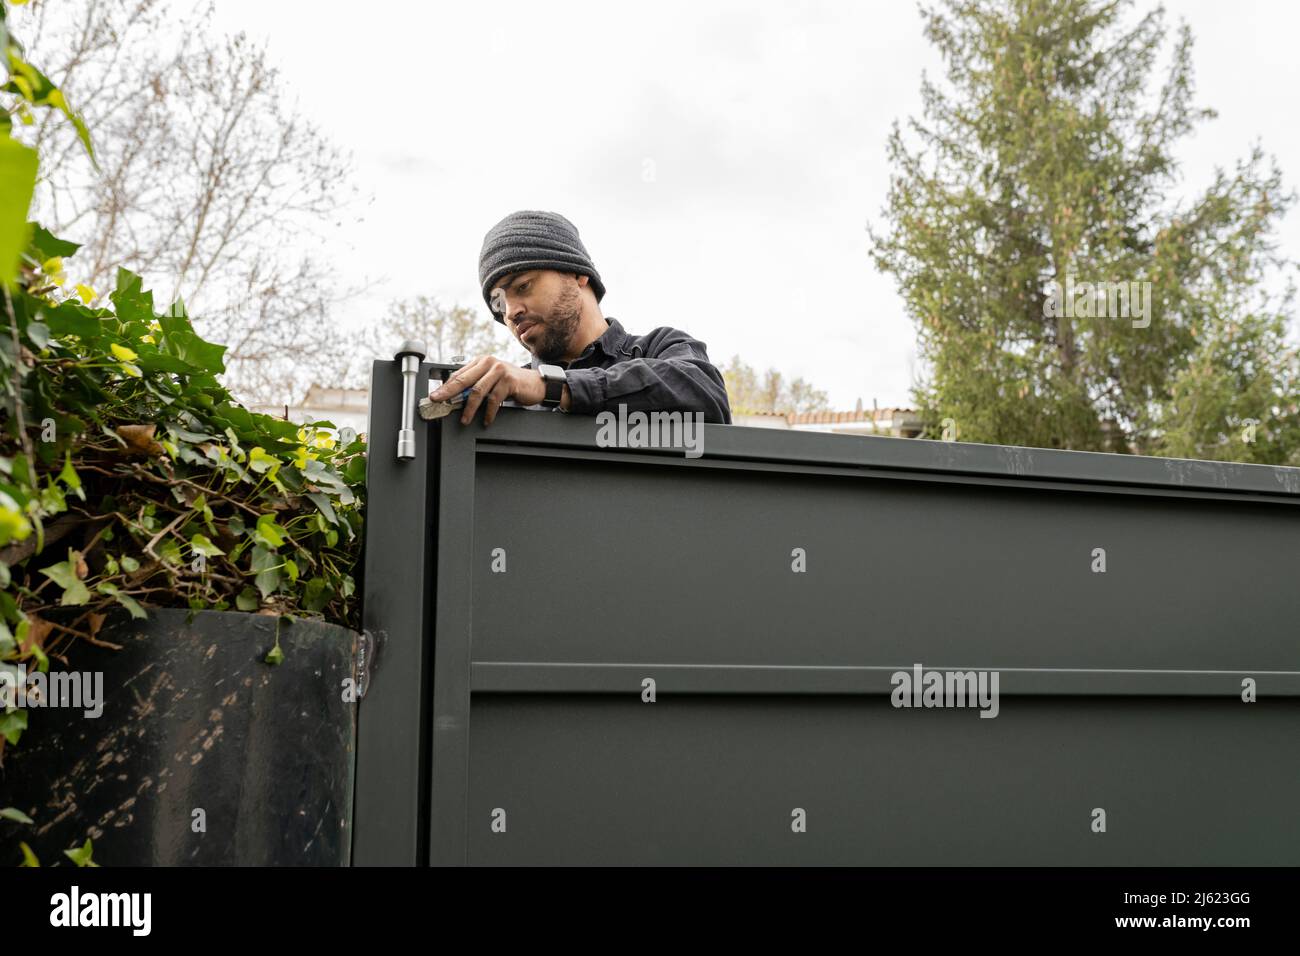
[538,364,567,407]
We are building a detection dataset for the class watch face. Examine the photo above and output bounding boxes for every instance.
[538,364,565,404]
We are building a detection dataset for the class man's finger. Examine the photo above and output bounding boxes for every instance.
[459,364,505,424]
[430,357,484,399]
[482,376,514,427]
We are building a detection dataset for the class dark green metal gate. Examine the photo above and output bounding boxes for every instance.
[353,353,1300,865]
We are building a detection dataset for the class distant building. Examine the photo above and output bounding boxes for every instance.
[251,385,369,436]
[735,407,924,438]
[732,412,792,429]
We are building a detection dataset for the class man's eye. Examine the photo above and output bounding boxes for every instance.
[518,282,530,294]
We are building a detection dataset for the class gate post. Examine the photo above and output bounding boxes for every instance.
[352,352,438,865]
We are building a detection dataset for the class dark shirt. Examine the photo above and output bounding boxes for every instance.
[523,317,732,424]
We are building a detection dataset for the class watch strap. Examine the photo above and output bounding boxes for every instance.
[538,364,566,406]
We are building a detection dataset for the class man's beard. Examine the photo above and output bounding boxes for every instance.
[527,282,583,363]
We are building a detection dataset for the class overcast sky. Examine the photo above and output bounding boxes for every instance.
[208,0,1300,410]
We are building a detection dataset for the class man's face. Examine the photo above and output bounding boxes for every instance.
[491,269,583,363]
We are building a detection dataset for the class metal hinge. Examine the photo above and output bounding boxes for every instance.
[355,629,378,699]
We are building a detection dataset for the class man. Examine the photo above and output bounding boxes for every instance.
[428,210,732,426]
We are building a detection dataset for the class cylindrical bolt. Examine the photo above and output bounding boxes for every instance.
[394,340,427,460]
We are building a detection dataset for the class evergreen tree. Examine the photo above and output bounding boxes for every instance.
[870,0,1298,461]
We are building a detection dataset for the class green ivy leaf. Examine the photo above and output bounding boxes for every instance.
[61,580,90,606]
[236,586,259,612]
[0,491,32,547]
[95,582,146,619]
[247,446,277,474]
[57,450,83,500]
[111,267,154,323]
[135,350,200,375]
[164,330,227,373]
[344,455,367,484]
[0,807,34,824]
[41,555,80,591]
[39,559,90,605]
[41,299,104,338]
[0,709,28,745]
[0,138,38,286]
[253,513,285,548]
[28,224,81,260]
[250,544,281,598]
[302,577,330,612]
[305,492,337,524]
[37,481,67,515]
[158,538,183,566]
[170,426,217,444]
[64,838,98,867]
[116,592,146,619]
[189,533,225,557]
[26,320,50,349]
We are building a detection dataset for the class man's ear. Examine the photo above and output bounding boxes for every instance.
[574,273,588,288]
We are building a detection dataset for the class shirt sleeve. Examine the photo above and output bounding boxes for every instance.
[563,330,733,424]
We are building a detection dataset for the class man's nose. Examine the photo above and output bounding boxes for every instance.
[508,301,527,325]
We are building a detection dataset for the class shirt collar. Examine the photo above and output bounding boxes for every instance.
[532,317,626,368]
[589,317,626,357]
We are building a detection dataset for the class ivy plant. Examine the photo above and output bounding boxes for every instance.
[0,0,366,764]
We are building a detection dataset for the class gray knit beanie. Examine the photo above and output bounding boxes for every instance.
[478,210,606,322]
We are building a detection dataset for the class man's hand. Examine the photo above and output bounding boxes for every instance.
[429,356,546,426]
